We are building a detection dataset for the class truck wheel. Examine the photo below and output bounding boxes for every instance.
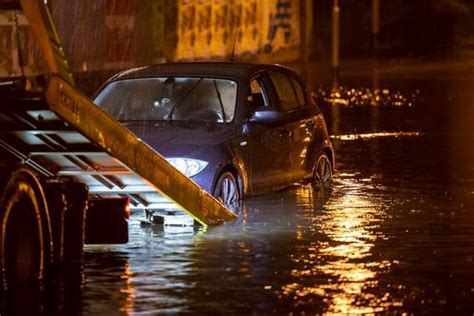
[0,169,46,290]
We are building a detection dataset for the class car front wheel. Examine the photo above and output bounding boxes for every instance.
[213,171,241,212]
[313,153,333,188]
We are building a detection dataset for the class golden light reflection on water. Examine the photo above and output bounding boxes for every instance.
[316,87,422,107]
[281,180,402,314]
[119,260,136,315]
[331,131,422,141]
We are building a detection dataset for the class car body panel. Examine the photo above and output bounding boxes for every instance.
[238,119,290,194]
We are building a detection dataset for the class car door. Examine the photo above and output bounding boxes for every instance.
[240,74,290,194]
[267,71,317,183]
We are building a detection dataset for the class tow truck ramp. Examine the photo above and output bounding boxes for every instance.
[1,0,237,227]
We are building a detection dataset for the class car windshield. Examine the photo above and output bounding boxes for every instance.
[94,77,238,123]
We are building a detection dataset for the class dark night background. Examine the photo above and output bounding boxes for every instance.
[313,0,474,58]
[46,0,474,95]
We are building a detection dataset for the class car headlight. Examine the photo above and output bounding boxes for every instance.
[166,158,208,177]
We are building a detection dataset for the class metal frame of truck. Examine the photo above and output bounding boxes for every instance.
[0,0,236,290]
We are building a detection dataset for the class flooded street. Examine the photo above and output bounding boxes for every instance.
[45,72,474,314]
[70,71,474,314]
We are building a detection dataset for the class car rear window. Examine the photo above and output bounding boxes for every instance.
[269,72,300,112]
[290,77,306,106]
[94,77,237,123]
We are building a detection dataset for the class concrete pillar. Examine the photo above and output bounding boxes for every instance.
[371,0,380,51]
[300,0,308,82]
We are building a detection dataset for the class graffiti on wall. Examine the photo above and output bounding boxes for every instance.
[264,0,294,53]
[263,0,301,54]
[175,0,300,60]
[100,0,302,63]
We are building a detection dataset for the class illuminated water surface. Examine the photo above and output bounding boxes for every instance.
[74,75,474,314]
[5,74,471,315]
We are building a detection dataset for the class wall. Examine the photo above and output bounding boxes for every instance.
[0,0,307,77]
[172,0,302,61]
[51,0,305,71]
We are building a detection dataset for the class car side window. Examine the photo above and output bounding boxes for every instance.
[290,77,306,107]
[269,72,299,112]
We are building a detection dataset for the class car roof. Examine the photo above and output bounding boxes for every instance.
[110,62,296,81]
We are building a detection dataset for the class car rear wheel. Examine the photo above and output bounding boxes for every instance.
[313,153,332,188]
[213,171,241,212]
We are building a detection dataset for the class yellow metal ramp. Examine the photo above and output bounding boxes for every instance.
[5,0,237,227]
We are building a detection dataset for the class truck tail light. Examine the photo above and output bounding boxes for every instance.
[124,197,131,219]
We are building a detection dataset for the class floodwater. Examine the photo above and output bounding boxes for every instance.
[5,71,474,315]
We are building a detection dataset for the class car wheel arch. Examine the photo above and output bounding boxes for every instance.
[310,147,335,179]
[212,164,244,199]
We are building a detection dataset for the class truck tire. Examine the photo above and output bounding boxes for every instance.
[43,181,88,263]
[0,169,50,290]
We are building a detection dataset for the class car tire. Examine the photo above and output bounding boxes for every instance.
[213,171,241,211]
[312,153,332,188]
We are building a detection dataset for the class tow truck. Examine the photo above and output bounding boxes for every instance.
[0,0,236,290]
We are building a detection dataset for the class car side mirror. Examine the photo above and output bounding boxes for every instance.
[249,106,281,122]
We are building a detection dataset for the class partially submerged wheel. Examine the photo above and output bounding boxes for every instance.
[213,171,241,212]
[313,153,333,188]
[0,169,46,290]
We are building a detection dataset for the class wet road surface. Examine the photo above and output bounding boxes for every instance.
[11,71,474,314]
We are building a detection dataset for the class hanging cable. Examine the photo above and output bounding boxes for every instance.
[230,5,242,62]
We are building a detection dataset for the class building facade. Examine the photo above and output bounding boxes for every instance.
[51,0,306,72]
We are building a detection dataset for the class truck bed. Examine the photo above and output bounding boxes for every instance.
[0,0,237,227]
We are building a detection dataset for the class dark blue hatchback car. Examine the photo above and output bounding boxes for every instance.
[93,62,334,211]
